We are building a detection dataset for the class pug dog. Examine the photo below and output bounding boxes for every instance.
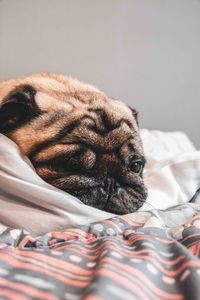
[0,73,147,214]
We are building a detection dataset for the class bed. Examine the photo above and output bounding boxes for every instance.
[0,129,200,300]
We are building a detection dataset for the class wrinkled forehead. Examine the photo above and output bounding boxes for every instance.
[0,73,136,126]
[0,74,143,159]
[35,90,135,125]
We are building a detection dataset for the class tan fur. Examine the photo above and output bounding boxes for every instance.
[0,73,136,155]
[0,72,146,214]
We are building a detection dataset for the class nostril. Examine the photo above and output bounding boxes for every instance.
[104,177,113,190]
[104,177,120,193]
[115,181,120,188]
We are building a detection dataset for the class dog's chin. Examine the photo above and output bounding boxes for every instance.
[63,185,147,215]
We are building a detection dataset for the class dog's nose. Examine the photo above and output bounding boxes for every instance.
[104,177,120,193]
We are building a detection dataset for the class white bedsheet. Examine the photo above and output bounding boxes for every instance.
[140,129,200,210]
[0,130,199,235]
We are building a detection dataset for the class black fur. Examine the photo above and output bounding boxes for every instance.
[0,85,41,134]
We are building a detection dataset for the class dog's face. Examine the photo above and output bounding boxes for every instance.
[0,73,147,214]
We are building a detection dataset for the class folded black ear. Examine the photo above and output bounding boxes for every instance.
[129,106,139,126]
[0,84,41,134]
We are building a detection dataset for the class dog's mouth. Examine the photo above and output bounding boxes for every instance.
[50,175,147,215]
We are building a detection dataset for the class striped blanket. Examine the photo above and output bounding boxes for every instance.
[0,203,200,300]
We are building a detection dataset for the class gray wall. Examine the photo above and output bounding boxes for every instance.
[0,0,199,148]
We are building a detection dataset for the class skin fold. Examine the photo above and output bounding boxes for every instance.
[0,73,147,214]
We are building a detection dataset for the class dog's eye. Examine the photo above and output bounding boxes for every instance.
[129,161,143,173]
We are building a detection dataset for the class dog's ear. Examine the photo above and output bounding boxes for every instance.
[0,84,40,134]
[129,106,139,126]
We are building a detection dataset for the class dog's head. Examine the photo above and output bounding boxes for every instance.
[0,73,147,214]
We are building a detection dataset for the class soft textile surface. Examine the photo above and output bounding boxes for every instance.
[0,130,200,299]
[0,130,199,235]
[0,134,113,235]
[140,129,199,210]
[0,203,200,300]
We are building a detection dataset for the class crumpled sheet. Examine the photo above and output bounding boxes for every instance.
[0,130,200,299]
[0,130,199,235]
[140,129,200,211]
[0,202,200,300]
[0,134,113,235]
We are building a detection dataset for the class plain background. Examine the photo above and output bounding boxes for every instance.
[0,0,199,148]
